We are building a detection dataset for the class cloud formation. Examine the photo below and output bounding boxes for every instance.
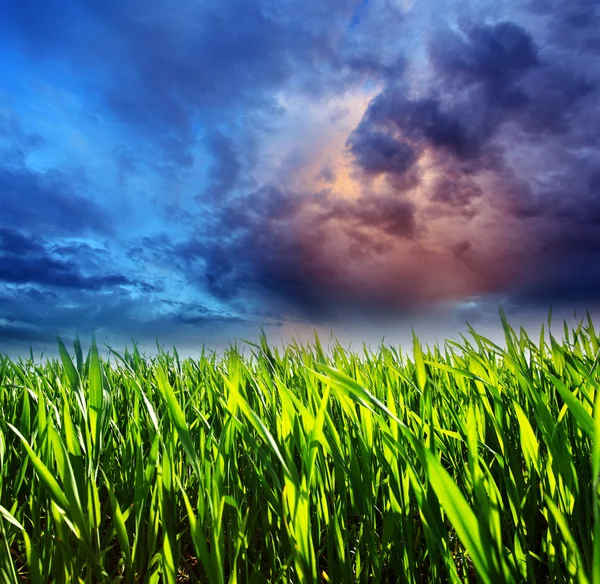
[0,229,132,290]
[343,7,600,308]
[1,0,599,350]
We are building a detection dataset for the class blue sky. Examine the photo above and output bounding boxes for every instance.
[1,0,599,354]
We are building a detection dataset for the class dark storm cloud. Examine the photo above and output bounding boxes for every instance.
[349,15,596,186]
[141,183,418,320]
[0,255,129,290]
[0,322,48,344]
[328,194,417,238]
[0,228,44,255]
[429,172,484,218]
[0,165,110,236]
[429,21,539,84]
[529,0,600,53]
[50,241,107,258]
[131,210,322,318]
[0,228,132,290]
[347,130,416,175]
[349,21,542,173]
[173,311,245,327]
[509,222,600,308]
[346,7,600,309]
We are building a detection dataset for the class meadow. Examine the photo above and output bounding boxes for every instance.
[0,310,598,583]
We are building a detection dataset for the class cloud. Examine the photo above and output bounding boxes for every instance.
[0,254,129,290]
[430,21,539,84]
[0,165,110,236]
[328,194,417,238]
[2,0,600,348]
[347,130,416,175]
[172,311,245,327]
[0,228,132,290]
[144,181,423,320]
[343,7,600,310]
[3,0,368,168]
[348,21,543,174]
[0,322,48,344]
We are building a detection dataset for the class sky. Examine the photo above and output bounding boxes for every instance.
[0,0,599,355]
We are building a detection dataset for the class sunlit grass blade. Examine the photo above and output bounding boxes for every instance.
[155,366,201,477]
[545,497,591,584]
[419,446,493,584]
[7,423,70,511]
[550,373,595,438]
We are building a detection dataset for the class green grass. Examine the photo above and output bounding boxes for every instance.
[0,311,599,583]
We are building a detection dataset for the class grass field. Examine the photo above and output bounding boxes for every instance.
[0,310,599,583]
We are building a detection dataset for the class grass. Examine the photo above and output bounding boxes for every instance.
[0,310,599,582]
